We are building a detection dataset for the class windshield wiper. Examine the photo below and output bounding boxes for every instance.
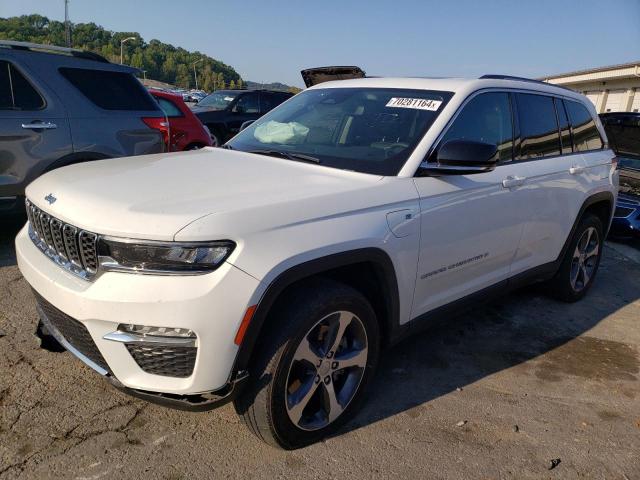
[248,149,321,164]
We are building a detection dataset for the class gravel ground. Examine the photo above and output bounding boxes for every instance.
[1,218,639,479]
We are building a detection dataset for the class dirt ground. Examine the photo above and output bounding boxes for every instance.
[1,218,639,479]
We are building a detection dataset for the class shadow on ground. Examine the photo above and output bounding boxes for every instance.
[340,246,640,436]
[0,216,24,267]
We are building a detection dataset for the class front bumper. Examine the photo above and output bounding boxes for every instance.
[610,195,640,239]
[16,224,263,396]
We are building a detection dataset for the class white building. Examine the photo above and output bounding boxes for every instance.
[541,61,640,113]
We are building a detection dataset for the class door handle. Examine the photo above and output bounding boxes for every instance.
[569,165,585,175]
[21,122,57,130]
[502,175,526,189]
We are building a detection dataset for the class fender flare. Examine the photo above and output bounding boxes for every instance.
[232,248,400,375]
[557,190,615,263]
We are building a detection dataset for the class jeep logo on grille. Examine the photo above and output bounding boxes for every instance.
[44,193,57,205]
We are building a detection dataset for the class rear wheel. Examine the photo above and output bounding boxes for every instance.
[234,279,380,449]
[547,213,603,302]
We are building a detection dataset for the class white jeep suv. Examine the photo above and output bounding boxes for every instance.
[16,75,617,449]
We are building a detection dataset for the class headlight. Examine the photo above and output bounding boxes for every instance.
[97,238,235,274]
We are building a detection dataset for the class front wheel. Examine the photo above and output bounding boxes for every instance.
[234,279,380,449]
[547,213,603,302]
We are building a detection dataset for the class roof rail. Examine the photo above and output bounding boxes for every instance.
[0,40,110,63]
[479,74,575,92]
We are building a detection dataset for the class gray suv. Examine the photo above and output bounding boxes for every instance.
[0,41,166,216]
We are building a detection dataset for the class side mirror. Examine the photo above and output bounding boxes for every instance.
[419,140,498,176]
[239,120,255,132]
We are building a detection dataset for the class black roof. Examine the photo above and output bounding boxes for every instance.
[0,40,110,63]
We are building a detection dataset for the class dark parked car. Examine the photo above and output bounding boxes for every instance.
[150,89,212,151]
[600,112,640,238]
[191,89,293,146]
[0,41,167,216]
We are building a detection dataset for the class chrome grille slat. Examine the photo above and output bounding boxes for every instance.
[25,198,99,280]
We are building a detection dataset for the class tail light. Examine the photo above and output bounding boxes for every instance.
[142,117,170,152]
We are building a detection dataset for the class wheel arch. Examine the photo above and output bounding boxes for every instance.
[558,191,614,263]
[232,248,400,375]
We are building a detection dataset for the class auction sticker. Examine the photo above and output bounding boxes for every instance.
[386,97,442,111]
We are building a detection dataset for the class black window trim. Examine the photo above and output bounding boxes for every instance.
[417,87,607,176]
[0,60,47,111]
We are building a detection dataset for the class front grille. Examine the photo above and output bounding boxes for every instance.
[33,291,110,372]
[26,199,98,279]
[614,206,634,218]
[126,344,196,378]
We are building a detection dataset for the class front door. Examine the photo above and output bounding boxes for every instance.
[0,59,72,206]
[411,91,529,318]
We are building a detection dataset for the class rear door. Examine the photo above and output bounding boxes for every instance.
[0,59,72,204]
[512,94,592,271]
[412,91,530,317]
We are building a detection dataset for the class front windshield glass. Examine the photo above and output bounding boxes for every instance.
[226,87,453,175]
[197,91,239,110]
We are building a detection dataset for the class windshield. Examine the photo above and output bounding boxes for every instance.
[226,87,453,175]
[197,91,239,110]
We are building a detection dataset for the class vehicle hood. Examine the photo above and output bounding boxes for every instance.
[25,148,383,241]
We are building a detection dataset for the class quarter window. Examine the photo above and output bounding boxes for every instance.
[60,67,158,111]
[0,60,45,110]
[515,93,560,159]
[440,92,514,161]
[155,97,183,117]
[565,100,603,152]
[556,98,573,155]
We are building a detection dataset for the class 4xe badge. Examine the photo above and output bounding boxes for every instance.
[44,193,57,205]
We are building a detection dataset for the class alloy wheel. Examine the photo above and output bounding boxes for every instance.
[570,226,600,292]
[285,311,368,431]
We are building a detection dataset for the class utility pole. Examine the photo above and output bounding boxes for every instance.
[64,0,71,47]
[192,59,204,90]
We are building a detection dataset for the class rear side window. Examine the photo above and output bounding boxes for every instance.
[440,92,514,161]
[516,93,560,159]
[0,60,45,110]
[556,98,573,155]
[155,97,183,117]
[60,68,158,111]
[565,100,603,152]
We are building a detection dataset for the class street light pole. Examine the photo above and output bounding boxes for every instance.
[120,36,136,65]
[64,0,71,47]
[192,58,204,90]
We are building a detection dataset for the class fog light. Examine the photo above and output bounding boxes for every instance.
[119,324,196,338]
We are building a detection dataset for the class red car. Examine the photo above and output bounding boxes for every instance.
[149,90,213,151]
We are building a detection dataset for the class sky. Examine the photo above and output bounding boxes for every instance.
[1,0,639,87]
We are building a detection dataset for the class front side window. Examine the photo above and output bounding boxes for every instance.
[439,92,513,162]
[565,100,604,152]
[516,93,560,159]
[233,93,259,113]
[227,87,453,175]
[60,68,158,111]
[0,60,45,110]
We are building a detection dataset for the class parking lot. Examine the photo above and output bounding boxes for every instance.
[0,217,637,479]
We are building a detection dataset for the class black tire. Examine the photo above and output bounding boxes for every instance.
[207,127,222,147]
[547,213,603,302]
[233,278,380,449]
